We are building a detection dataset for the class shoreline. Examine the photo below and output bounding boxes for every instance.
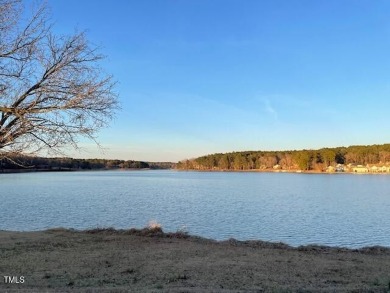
[2,167,389,175]
[176,168,390,175]
[1,227,390,291]
[1,227,389,250]
[0,167,167,174]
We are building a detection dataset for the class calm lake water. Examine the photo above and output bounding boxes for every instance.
[1,170,389,248]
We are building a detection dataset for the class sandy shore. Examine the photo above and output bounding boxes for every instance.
[1,228,390,292]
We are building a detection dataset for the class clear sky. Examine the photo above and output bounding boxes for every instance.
[48,0,390,162]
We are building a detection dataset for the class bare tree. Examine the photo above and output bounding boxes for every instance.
[0,0,118,161]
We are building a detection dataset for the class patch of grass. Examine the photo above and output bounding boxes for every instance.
[46,227,74,233]
[85,227,118,234]
[84,226,164,237]
[358,245,390,255]
[370,277,390,289]
[167,273,189,283]
[166,231,190,239]
[121,268,135,274]
[126,227,164,237]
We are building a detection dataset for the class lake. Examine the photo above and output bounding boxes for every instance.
[1,170,389,248]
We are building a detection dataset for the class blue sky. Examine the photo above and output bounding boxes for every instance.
[49,0,390,162]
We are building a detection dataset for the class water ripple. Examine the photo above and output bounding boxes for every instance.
[1,170,390,248]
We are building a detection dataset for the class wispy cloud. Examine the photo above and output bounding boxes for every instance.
[264,99,278,121]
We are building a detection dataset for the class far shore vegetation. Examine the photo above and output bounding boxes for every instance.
[177,143,390,173]
[0,155,175,172]
[3,143,390,174]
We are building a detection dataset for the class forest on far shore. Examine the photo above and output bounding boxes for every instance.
[0,155,175,171]
[176,144,390,171]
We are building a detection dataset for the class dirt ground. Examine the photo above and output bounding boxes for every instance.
[1,228,390,292]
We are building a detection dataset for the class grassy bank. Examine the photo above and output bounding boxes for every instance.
[1,227,390,292]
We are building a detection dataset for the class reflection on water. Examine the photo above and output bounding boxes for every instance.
[1,170,389,248]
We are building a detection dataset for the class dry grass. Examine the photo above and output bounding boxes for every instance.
[1,228,390,292]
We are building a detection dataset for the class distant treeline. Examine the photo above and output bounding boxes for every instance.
[0,155,175,171]
[176,144,390,171]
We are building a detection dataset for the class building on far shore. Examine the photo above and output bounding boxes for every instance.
[326,164,345,173]
[335,164,345,172]
[366,164,390,173]
[326,166,335,172]
[346,163,390,173]
[352,165,369,173]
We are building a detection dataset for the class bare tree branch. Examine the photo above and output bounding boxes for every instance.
[0,0,119,159]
